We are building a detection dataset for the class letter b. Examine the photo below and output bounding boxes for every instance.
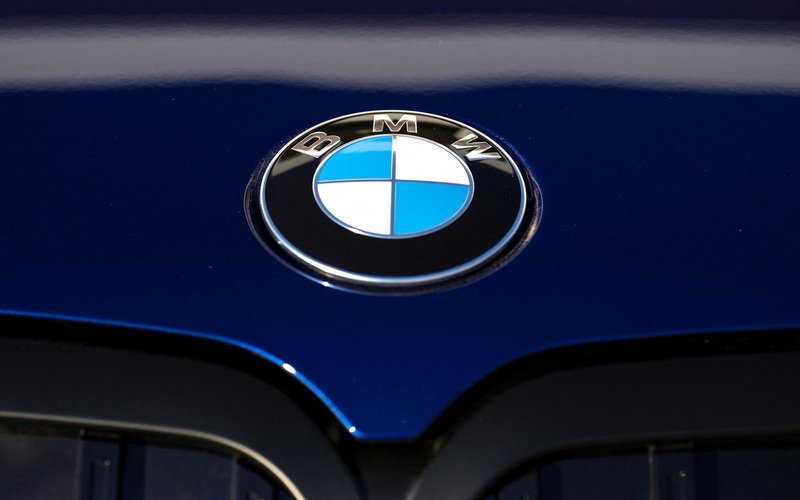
[291,131,341,158]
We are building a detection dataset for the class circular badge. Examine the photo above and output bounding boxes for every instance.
[246,111,541,292]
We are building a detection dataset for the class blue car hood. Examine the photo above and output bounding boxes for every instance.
[1,8,799,439]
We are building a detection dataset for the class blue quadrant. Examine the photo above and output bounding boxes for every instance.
[317,136,393,182]
[394,182,471,235]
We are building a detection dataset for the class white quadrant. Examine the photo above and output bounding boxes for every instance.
[394,136,471,186]
[316,181,392,235]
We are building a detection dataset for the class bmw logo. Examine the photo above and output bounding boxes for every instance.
[246,111,542,293]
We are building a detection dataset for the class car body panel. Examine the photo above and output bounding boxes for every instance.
[1,7,799,439]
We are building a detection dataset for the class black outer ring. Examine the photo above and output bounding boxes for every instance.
[245,111,542,294]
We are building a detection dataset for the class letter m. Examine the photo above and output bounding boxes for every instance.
[372,114,417,133]
[451,133,501,161]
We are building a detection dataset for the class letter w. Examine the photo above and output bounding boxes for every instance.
[451,133,501,161]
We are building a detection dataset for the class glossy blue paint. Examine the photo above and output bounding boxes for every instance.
[1,14,799,439]
[1,0,797,20]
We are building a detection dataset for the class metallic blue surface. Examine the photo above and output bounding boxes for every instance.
[1,14,799,439]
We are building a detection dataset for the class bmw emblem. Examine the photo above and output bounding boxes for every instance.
[246,111,542,293]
